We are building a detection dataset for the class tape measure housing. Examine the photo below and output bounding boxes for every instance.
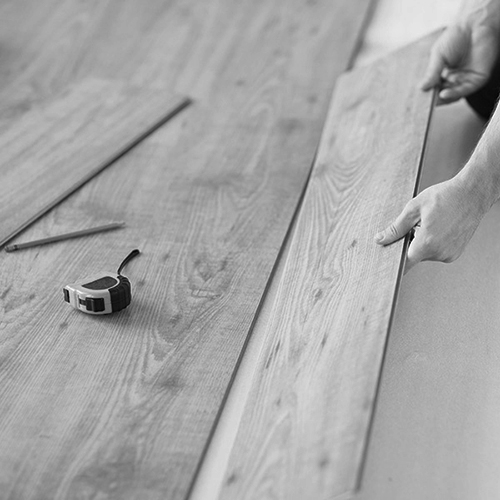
[63,272,132,315]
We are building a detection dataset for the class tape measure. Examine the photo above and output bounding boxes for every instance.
[63,249,140,315]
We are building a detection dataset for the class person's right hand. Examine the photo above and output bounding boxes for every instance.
[375,176,488,273]
[421,24,499,103]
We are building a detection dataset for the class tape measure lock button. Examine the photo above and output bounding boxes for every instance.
[63,249,140,315]
[83,275,119,290]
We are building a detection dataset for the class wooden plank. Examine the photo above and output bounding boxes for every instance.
[0,78,189,248]
[0,1,374,499]
[356,104,497,500]
[218,33,438,500]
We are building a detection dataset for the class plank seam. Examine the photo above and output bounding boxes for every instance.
[0,96,192,249]
[215,32,441,500]
[346,0,380,71]
[187,4,378,497]
[185,146,319,500]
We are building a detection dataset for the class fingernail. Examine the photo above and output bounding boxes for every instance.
[439,89,450,99]
[374,232,383,243]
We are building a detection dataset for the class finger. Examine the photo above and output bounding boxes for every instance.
[375,202,420,246]
[439,79,485,101]
[404,233,427,274]
[404,255,417,275]
[437,88,463,104]
[420,47,446,91]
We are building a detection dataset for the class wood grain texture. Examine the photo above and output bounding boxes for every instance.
[218,33,438,500]
[0,1,113,122]
[0,1,373,499]
[0,78,188,247]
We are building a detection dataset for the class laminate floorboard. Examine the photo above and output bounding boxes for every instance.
[355,97,500,500]
[0,1,112,115]
[217,33,437,500]
[0,1,374,499]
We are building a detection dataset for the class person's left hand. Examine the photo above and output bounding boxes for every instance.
[421,24,500,104]
[375,177,487,273]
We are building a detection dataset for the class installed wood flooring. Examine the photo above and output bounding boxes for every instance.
[0,1,375,499]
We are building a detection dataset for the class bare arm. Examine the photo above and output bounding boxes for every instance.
[456,95,500,209]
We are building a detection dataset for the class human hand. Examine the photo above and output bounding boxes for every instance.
[374,178,487,273]
[421,24,499,103]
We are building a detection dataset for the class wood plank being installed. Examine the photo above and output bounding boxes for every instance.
[0,1,374,499]
[218,33,438,500]
[350,2,500,498]
[0,78,188,247]
[356,102,499,500]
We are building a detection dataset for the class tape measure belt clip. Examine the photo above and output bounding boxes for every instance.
[109,275,132,312]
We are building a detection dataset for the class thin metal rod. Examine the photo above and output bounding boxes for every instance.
[4,222,125,252]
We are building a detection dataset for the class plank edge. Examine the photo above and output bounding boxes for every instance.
[354,87,438,493]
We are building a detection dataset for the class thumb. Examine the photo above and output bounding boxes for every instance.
[375,202,420,246]
[404,230,427,274]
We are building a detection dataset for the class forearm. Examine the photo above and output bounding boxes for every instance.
[456,101,500,212]
[456,0,500,31]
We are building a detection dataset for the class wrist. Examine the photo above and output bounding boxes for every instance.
[456,0,500,33]
[455,155,500,213]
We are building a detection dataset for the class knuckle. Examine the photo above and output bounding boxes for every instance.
[403,198,415,212]
[442,252,459,264]
[388,224,399,238]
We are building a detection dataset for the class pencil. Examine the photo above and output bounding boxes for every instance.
[4,222,125,252]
